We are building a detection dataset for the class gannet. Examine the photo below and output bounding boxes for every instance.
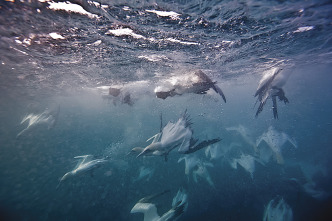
[16,106,60,138]
[230,153,263,179]
[193,162,215,188]
[135,110,221,160]
[155,70,226,102]
[205,142,240,160]
[133,166,155,182]
[131,189,188,221]
[57,155,107,188]
[226,125,258,152]
[178,154,201,177]
[288,163,330,200]
[254,67,291,119]
[263,196,293,221]
[256,126,297,164]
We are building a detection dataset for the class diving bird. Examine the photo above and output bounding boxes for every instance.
[263,196,293,221]
[133,166,155,182]
[178,154,201,177]
[256,126,297,164]
[226,125,258,152]
[131,189,188,221]
[57,155,107,188]
[193,162,215,188]
[155,70,226,102]
[135,110,221,160]
[230,153,263,179]
[254,67,291,119]
[16,105,60,138]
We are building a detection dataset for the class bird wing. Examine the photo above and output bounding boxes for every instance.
[272,95,278,119]
[74,155,93,168]
[256,134,267,147]
[131,202,160,221]
[212,84,226,103]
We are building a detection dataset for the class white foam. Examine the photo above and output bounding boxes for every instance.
[49,32,65,40]
[165,38,199,45]
[47,1,99,19]
[106,28,146,39]
[145,9,180,20]
[293,26,314,33]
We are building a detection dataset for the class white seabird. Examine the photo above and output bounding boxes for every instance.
[133,166,155,182]
[136,110,221,160]
[17,105,60,138]
[256,126,297,164]
[57,155,107,188]
[230,153,263,179]
[254,67,291,119]
[178,154,201,177]
[263,196,293,221]
[226,125,258,152]
[131,189,188,221]
[193,162,215,188]
[155,70,226,102]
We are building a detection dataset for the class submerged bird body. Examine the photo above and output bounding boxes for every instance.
[17,106,60,137]
[131,189,188,221]
[255,67,291,119]
[136,111,193,158]
[136,111,221,159]
[155,70,226,102]
[226,125,258,152]
[256,126,297,164]
[263,197,293,221]
[58,155,107,187]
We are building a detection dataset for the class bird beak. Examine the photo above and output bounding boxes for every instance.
[136,150,146,158]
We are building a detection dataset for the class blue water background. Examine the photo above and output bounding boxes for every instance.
[0,0,332,220]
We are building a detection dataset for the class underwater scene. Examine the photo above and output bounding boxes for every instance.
[0,0,332,220]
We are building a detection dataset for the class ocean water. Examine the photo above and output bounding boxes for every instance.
[0,0,332,220]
